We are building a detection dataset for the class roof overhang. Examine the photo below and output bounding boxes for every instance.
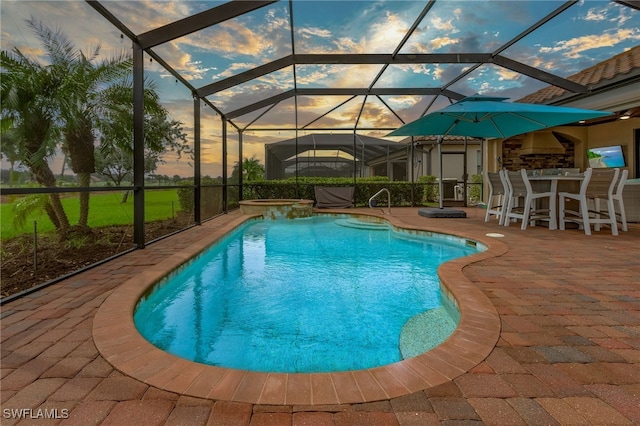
[548,72,640,113]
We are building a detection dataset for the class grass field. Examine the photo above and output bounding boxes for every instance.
[1,189,181,240]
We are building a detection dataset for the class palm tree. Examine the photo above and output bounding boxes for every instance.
[0,48,70,234]
[231,156,265,183]
[3,18,188,234]
[27,18,132,231]
[243,156,265,181]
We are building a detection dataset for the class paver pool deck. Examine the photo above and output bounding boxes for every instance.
[1,207,639,425]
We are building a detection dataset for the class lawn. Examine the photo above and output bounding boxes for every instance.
[1,189,181,240]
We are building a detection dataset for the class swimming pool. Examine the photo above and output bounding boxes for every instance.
[134,215,481,373]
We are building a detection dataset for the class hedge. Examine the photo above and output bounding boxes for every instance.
[180,176,483,211]
[243,178,442,207]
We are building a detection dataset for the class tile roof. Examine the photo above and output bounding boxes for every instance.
[517,45,640,104]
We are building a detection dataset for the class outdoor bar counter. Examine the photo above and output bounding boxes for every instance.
[624,178,640,223]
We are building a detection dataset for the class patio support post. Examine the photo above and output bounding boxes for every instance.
[360,136,365,178]
[290,0,300,197]
[463,137,468,207]
[294,130,299,197]
[312,134,317,178]
[438,136,444,209]
[238,129,243,201]
[222,118,228,213]
[352,132,357,186]
[294,127,299,197]
[194,96,201,224]
[481,138,486,202]
[132,41,145,248]
[387,144,391,180]
[410,138,415,206]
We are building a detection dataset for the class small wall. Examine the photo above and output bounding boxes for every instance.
[239,199,314,219]
[623,179,640,223]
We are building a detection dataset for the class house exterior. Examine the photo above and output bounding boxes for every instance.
[485,45,640,179]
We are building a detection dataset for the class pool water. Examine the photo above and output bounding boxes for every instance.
[134,215,480,373]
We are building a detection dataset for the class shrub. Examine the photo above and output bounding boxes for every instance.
[244,178,428,207]
[468,174,483,204]
[177,178,223,218]
[417,175,438,203]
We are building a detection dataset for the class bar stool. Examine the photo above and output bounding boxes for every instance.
[484,170,508,225]
[503,169,556,230]
[558,168,619,236]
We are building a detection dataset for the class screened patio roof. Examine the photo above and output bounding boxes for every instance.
[266,134,406,165]
[85,0,640,135]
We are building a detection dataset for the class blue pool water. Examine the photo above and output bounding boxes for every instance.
[134,215,480,373]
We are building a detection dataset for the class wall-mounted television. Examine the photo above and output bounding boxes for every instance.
[586,145,626,168]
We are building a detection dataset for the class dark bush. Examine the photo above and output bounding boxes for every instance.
[417,175,438,203]
[177,178,224,218]
[243,177,438,207]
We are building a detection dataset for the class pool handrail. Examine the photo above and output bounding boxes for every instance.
[369,188,391,214]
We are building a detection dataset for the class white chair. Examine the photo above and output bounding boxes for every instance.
[611,169,628,232]
[558,168,619,236]
[503,169,557,230]
[594,169,628,232]
[484,171,508,225]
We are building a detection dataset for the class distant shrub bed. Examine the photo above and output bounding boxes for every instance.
[177,176,482,211]
[243,177,442,207]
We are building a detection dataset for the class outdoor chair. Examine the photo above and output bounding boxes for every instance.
[503,169,556,230]
[594,168,628,232]
[484,170,508,225]
[314,186,355,208]
[558,168,619,236]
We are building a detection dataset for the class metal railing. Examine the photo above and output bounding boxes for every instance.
[369,188,391,214]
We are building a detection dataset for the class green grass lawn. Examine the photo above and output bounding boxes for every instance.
[1,189,181,240]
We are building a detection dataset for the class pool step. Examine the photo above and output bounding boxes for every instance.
[335,218,389,230]
[399,307,456,359]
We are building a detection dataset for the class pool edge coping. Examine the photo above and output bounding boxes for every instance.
[92,211,505,405]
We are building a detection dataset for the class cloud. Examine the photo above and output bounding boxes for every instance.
[295,66,331,85]
[431,16,456,32]
[143,3,291,82]
[386,95,423,109]
[211,62,258,80]
[583,8,607,22]
[109,0,193,34]
[298,27,332,39]
[495,67,521,82]
[578,2,637,29]
[195,20,270,57]
[430,36,460,50]
[540,28,640,59]
[358,101,405,129]
[365,11,412,53]
[334,64,383,87]
[296,9,411,55]
[1,1,127,65]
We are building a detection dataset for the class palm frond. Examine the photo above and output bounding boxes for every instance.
[12,194,49,230]
[27,17,79,65]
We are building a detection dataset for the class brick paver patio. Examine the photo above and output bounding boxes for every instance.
[1,207,639,425]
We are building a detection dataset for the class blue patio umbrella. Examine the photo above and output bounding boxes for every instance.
[387,95,613,210]
[388,95,613,140]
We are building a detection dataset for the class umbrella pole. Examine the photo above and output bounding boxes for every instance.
[438,136,444,209]
[417,135,466,219]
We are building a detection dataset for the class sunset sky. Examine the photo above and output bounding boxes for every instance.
[2,1,639,178]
